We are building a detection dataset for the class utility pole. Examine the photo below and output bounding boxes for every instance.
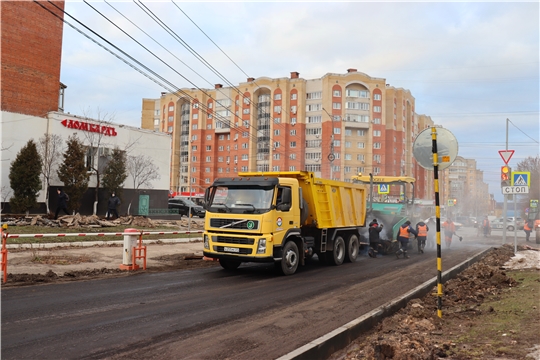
[503,118,509,244]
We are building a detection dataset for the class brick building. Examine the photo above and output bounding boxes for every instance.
[142,69,437,202]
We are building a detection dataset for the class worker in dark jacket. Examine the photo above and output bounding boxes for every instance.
[368,219,383,258]
[415,221,429,254]
[106,192,121,220]
[396,221,417,259]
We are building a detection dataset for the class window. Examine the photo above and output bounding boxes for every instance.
[193,103,199,109]
[168,116,173,122]
[192,135,198,141]
[192,146,198,151]
[345,154,352,160]
[345,114,369,122]
[291,117,297,125]
[243,97,250,104]
[206,146,211,151]
[306,128,322,136]
[305,152,321,160]
[289,166,296,171]
[306,91,322,99]
[332,102,341,109]
[218,156,223,162]
[291,93,297,100]
[206,135,212,140]
[290,105,297,114]
[290,129,296,136]
[333,140,341,147]
[241,166,248,172]
[243,120,250,128]
[273,153,280,160]
[306,103,322,111]
[307,115,322,123]
[272,166,280,171]
[168,106,174,111]
[333,115,341,122]
[344,166,351,173]
[345,129,352,136]
[346,89,368,98]
[274,93,282,100]
[192,156,197,161]
[218,135,224,140]
[357,142,365,149]
[167,126,173,132]
[345,141,351,148]
[208,102,213,109]
[290,153,296,160]
[345,102,369,110]
[373,167,380,175]
[374,155,381,163]
[192,124,198,130]
[274,129,280,136]
[205,167,210,173]
[242,143,248,149]
[373,118,381,124]
[373,130,381,137]
[373,106,382,113]
[274,117,281,124]
[374,94,381,100]
[274,105,282,114]
[242,154,248,160]
[290,141,296,148]
[333,90,341,97]
[305,164,321,172]
[373,142,381,149]
[216,99,231,107]
[357,154,365,161]
[206,156,211,162]
[305,139,322,147]
[333,128,341,134]
[207,124,212,129]
[357,130,365,136]
[243,131,249,138]
[273,141,280,148]
[243,108,250,114]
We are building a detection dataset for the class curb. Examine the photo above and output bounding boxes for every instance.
[276,247,494,360]
[6,237,203,250]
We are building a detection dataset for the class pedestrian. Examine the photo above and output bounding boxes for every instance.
[396,220,417,259]
[415,220,429,253]
[368,218,383,258]
[481,216,491,237]
[107,192,120,220]
[442,217,457,248]
[54,188,70,220]
[524,219,533,242]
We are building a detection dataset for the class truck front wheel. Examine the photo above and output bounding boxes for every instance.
[219,259,241,270]
[345,234,359,263]
[276,241,299,275]
[327,236,345,266]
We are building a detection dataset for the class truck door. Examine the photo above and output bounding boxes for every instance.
[274,186,296,237]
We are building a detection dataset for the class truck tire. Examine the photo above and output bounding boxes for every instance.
[219,259,241,270]
[536,230,540,244]
[327,236,345,266]
[276,241,300,275]
[345,234,359,263]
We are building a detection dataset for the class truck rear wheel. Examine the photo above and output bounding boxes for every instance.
[327,236,345,266]
[345,234,359,263]
[276,241,299,275]
[219,259,241,270]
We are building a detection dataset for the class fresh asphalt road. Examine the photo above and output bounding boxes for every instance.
[1,227,530,359]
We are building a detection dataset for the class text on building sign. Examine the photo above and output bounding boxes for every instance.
[61,119,118,136]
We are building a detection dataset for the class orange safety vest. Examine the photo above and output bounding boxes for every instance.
[417,224,428,237]
[524,222,531,231]
[399,226,410,238]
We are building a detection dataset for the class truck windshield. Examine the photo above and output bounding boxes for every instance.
[208,186,274,213]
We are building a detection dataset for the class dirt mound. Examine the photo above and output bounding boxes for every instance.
[331,244,540,360]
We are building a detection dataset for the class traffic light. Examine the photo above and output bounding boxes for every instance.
[501,165,511,187]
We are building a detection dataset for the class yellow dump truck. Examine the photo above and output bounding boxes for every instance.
[202,171,368,275]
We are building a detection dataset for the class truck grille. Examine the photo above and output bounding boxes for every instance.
[214,236,255,245]
[210,218,259,230]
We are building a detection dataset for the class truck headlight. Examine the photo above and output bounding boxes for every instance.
[257,238,266,254]
[204,234,210,249]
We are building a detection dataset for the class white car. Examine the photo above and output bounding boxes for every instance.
[490,218,517,231]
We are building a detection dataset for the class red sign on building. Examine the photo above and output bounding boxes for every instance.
[61,119,118,136]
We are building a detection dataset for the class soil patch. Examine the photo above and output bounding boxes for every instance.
[329,244,540,360]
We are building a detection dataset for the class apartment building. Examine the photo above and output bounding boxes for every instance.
[442,156,491,218]
[142,69,437,201]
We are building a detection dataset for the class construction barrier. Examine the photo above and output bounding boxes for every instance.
[0,229,204,281]
[1,225,8,283]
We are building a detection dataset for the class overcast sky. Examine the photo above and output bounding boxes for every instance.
[58,1,539,201]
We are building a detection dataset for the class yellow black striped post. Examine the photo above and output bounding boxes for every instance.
[431,127,443,318]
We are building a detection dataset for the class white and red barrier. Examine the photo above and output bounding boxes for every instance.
[0,229,204,283]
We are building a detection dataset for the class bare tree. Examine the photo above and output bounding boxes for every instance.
[126,154,161,215]
[1,185,12,214]
[80,108,116,215]
[37,133,63,214]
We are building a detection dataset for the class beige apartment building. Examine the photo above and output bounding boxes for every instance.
[442,156,492,218]
[142,69,444,202]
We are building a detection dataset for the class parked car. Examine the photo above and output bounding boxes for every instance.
[507,216,524,230]
[168,198,206,218]
[490,218,517,231]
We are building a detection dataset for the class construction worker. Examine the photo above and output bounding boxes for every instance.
[415,220,429,253]
[524,219,533,242]
[481,216,491,237]
[368,219,383,258]
[442,218,457,248]
[396,221,417,259]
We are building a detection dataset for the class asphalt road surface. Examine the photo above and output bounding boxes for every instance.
[1,227,528,360]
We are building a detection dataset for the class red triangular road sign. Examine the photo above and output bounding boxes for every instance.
[498,150,514,164]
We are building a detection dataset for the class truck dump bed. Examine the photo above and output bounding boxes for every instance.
[239,171,367,229]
